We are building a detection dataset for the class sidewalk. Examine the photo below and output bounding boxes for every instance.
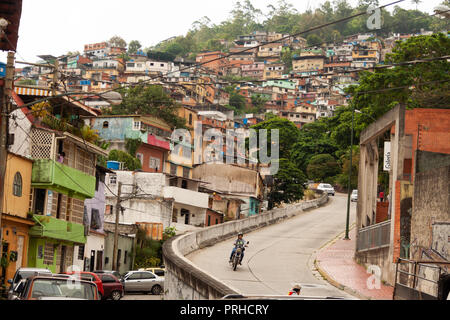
[315,228,394,300]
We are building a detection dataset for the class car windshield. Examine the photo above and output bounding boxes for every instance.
[323,184,332,188]
[352,190,358,194]
[30,279,97,300]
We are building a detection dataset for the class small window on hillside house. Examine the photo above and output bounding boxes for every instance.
[103,121,109,128]
[13,172,22,197]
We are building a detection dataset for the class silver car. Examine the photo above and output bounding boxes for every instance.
[351,190,358,202]
[7,267,52,300]
[317,183,335,196]
[122,271,164,295]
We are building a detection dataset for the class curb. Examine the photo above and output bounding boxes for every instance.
[313,224,375,301]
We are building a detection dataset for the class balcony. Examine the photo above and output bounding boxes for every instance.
[29,214,86,244]
[163,187,209,208]
[31,159,96,200]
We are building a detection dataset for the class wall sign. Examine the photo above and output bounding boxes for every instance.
[384,141,391,171]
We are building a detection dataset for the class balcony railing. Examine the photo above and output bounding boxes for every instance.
[31,159,96,200]
[357,220,391,252]
[29,214,86,244]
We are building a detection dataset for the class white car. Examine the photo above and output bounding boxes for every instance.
[351,190,358,202]
[317,183,335,196]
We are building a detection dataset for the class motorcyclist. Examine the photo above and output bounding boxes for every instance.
[229,232,247,265]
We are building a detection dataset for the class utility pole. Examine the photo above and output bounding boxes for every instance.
[344,106,355,240]
[0,52,15,258]
[112,182,122,271]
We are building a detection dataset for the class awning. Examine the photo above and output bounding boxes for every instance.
[15,86,51,96]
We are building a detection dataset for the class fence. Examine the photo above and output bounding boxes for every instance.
[356,220,391,252]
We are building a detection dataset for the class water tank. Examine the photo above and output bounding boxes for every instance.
[107,161,120,170]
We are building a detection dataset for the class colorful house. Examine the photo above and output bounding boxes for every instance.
[1,153,35,284]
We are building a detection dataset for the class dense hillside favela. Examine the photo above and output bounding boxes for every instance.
[0,0,449,302]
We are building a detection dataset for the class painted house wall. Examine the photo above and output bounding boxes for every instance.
[2,153,33,217]
[103,232,134,275]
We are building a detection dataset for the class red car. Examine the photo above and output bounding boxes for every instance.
[62,272,104,298]
[97,273,124,300]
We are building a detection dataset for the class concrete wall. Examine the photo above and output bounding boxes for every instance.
[162,193,328,300]
[410,164,450,261]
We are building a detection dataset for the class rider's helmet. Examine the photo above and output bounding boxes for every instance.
[238,232,243,236]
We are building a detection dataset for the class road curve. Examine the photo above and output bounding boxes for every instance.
[187,193,357,298]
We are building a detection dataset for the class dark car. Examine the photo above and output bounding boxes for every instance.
[97,273,124,300]
[93,270,123,283]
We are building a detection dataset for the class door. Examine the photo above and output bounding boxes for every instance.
[139,272,156,291]
[16,236,24,271]
[60,246,66,273]
[124,272,142,292]
[90,250,95,272]
[96,251,103,271]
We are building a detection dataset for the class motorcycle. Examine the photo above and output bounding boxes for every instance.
[230,241,249,271]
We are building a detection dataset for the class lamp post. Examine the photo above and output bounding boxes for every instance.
[344,106,355,240]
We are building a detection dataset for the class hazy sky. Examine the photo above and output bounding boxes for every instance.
[1,0,445,63]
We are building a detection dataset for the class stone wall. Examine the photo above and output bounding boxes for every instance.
[162,193,328,300]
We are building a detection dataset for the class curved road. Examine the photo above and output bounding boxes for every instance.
[187,193,357,298]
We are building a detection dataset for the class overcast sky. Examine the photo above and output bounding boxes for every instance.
[1,0,445,63]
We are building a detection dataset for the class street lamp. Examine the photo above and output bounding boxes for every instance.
[344,109,377,240]
[343,106,355,240]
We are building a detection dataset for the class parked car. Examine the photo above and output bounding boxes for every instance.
[94,270,124,283]
[122,270,164,295]
[317,183,335,196]
[15,275,100,300]
[61,271,104,298]
[7,267,52,300]
[138,267,165,278]
[351,190,358,202]
[97,273,124,300]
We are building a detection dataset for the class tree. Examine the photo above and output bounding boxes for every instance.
[306,154,341,183]
[128,40,142,54]
[108,85,186,128]
[336,146,360,191]
[108,150,141,171]
[251,116,301,160]
[228,91,247,112]
[109,35,127,48]
[348,33,450,115]
[268,158,307,209]
[250,94,269,113]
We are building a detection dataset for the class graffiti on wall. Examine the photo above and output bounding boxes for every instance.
[432,223,449,261]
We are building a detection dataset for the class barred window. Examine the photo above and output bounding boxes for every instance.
[78,245,85,260]
[43,243,54,265]
[13,172,22,197]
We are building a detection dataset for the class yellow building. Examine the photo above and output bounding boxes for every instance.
[293,56,325,72]
[1,153,35,284]
[263,64,285,80]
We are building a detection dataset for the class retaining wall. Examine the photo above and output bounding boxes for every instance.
[162,193,329,300]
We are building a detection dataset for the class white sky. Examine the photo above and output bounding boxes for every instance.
[1,0,445,63]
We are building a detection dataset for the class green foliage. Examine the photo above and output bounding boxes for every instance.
[335,146,360,191]
[251,115,301,160]
[107,84,186,128]
[268,158,306,209]
[109,35,127,48]
[163,226,177,240]
[147,50,176,62]
[306,154,341,183]
[108,150,142,171]
[125,137,142,157]
[128,40,142,54]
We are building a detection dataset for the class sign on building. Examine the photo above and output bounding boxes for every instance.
[384,141,391,171]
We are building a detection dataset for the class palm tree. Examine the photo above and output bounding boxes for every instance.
[411,0,422,11]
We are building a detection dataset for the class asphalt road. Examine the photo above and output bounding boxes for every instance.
[187,193,357,298]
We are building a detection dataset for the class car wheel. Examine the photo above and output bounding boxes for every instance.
[151,285,162,295]
[111,290,122,301]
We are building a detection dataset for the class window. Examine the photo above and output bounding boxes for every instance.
[105,205,114,215]
[102,121,109,129]
[90,209,101,230]
[208,215,211,226]
[136,153,144,166]
[109,175,117,185]
[149,157,160,171]
[133,121,141,130]
[13,172,22,197]
[170,164,177,175]
[182,167,190,179]
[189,114,193,125]
[181,180,188,189]
[124,251,128,264]
[141,272,156,280]
[127,273,140,280]
[78,245,85,260]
